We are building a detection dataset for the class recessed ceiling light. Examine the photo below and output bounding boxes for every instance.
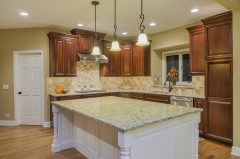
[191,9,199,13]
[150,23,156,26]
[20,12,28,16]
[122,32,127,35]
[77,23,83,26]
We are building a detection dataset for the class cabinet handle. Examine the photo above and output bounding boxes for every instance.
[210,101,231,105]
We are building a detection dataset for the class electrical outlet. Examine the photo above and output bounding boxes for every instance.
[5,114,10,117]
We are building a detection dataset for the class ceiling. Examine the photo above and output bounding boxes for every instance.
[0,0,228,40]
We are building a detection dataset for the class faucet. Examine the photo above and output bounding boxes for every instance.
[164,78,173,92]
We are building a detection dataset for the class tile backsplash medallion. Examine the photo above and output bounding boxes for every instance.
[48,62,205,96]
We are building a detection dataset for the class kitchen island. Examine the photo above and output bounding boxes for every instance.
[51,96,202,159]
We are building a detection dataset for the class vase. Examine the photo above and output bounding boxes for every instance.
[171,77,177,86]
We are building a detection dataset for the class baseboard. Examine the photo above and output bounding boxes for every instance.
[0,120,16,126]
[231,146,240,156]
[43,122,51,127]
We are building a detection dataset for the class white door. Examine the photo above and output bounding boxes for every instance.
[18,54,42,125]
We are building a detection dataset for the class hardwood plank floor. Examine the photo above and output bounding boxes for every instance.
[0,125,239,159]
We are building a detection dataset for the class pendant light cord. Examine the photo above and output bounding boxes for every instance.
[95,4,97,40]
[139,0,145,33]
[113,0,117,40]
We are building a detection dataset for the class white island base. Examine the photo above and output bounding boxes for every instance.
[52,105,200,159]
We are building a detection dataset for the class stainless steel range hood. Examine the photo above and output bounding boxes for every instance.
[77,53,108,63]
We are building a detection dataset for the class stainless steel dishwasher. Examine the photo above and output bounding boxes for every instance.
[170,96,193,107]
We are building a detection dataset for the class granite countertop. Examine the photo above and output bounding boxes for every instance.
[51,96,202,132]
[49,89,205,99]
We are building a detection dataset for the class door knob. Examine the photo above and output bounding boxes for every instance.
[18,92,22,94]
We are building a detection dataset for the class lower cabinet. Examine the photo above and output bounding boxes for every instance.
[194,98,205,136]
[145,93,170,104]
[119,92,131,98]
[131,92,144,100]
[57,95,81,101]
[109,92,119,97]
[81,93,108,98]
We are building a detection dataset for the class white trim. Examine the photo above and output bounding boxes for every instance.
[232,146,240,156]
[13,50,45,126]
[162,48,191,85]
[43,122,51,127]
[0,120,16,126]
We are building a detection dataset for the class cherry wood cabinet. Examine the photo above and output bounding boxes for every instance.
[145,93,170,104]
[109,92,119,97]
[205,58,233,144]
[119,92,131,98]
[186,25,205,75]
[194,98,205,135]
[131,92,144,100]
[81,93,108,98]
[57,95,82,101]
[100,42,151,77]
[71,28,106,54]
[100,41,121,76]
[121,43,132,76]
[201,11,232,59]
[48,32,78,77]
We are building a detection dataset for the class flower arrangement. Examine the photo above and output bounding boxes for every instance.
[167,67,179,85]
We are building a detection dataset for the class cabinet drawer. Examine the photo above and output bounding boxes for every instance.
[131,92,144,99]
[119,92,131,98]
[57,95,81,101]
[109,92,119,97]
[145,94,170,104]
[81,93,108,98]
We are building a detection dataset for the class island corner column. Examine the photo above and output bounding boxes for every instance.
[118,131,133,159]
[51,105,61,153]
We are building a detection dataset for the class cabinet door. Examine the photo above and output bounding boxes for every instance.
[145,94,170,104]
[65,38,77,77]
[131,92,144,100]
[201,11,232,59]
[119,92,131,98]
[79,35,93,53]
[132,45,144,76]
[121,44,132,76]
[57,95,81,101]
[205,58,233,144]
[52,38,66,77]
[81,93,108,98]
[186,25,205,75]
[194,98,205,135]
[111,50,121,76]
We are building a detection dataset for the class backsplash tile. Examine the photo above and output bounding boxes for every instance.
[48,62,205,97]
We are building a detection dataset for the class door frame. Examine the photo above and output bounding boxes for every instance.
[13,50,44,126]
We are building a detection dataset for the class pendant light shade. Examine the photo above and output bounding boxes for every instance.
[110,41,121,51]
[91,1,101,55]
[110,0,121,51]
[92,46,101,55]
[136,0,149,46]
[136,33,150,46]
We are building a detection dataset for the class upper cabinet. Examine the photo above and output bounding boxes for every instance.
[121,43,132,76]
[186,25,205,75]
[70,28,106,54]
[48,32,78,77]
[201,11,232,59]
[100,42,151,77]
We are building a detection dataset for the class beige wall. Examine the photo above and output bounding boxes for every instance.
[0,27,70,122]
[215,0,240,149]
[148,22,201,75]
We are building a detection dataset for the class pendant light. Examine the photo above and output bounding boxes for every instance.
[136,0,149,46]
[110,0,121,51]
[91,1,101,55]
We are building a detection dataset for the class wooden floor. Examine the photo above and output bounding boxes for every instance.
[0,125,239,159]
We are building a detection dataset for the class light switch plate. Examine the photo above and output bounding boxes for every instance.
[3,85,9,90]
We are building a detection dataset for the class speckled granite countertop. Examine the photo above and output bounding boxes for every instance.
[51,96,202,132]
[49,90,205,99]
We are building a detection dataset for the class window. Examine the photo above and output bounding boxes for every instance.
[162,49,192,85]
